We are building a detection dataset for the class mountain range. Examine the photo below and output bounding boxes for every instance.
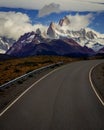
[1,16,104,57]
[6,31,94,57]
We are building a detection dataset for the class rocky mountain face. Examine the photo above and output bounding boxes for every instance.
[46,19,104,52]
[69,29,104,52]
[59,16,70,26]
[6,31,94,57]
[98,46,104,53]
[0,37,15,54]
[4,15,104,57]
[47,22,58,39]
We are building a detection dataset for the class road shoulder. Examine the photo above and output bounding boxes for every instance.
[89,63,104,106]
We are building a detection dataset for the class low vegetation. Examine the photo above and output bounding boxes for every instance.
[91,63,104,101]
[0,56,79,86]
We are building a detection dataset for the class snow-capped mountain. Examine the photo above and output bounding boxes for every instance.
[6,31,94,57]
[6,31,46,55]
[0,37,15,54]
[46,16,104,52]
[98,46,104,54]
[59,16,70,26]
[70,29,104,52]
[3,15,104,57]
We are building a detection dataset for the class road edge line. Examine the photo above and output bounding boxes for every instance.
[89,64,104,106]
[0,65,64,117]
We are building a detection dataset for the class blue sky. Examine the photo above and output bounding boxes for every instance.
[0,1,103,40]
[0,7,103,34]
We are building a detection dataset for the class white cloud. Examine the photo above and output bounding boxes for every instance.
[38,3,61,17]
[0,12,47,40]
[0,12,102,40]
[0,0,104,12]
[66,13,94,30]
[33,24,48,32]
[0,12,33,40]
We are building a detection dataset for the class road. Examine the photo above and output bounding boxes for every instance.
[0,60,104,130]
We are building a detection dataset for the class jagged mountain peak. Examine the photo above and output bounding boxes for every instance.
[86,30,97,39]
[1,15,104,54]
[50,22,56,28]
[59,16,70,26]
[0,36,15,54]
[36,28,41,35]
[17,31,36,44]
[6,35,94,57]
[47,22,59,39]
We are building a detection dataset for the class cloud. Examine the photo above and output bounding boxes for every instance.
[0,0,104,12]
[0,12,47,40]
[0,12,101,40]
[88,2,104,5]
[59,0,104,12]
[33,24,48,32]
[38,3,61,17]
[0,12,33,40]
[62,13,94,31]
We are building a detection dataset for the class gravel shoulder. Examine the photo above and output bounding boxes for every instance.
[91,63,104,103]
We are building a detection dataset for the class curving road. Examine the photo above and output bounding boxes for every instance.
[0,60,104,130]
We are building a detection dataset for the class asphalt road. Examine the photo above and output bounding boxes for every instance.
[0,60,104,130]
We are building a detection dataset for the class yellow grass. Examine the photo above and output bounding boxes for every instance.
[0,56,77,85]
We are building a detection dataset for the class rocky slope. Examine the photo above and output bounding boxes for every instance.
[46,17,104,51]
[4,15,104,56]
[0,37,15,54]
[6,31,94,57]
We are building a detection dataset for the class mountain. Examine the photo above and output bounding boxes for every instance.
[98,46,104,53]
[59,16,70,26]
[47,22,58,39]
[0,54,15,61]
[4,15,104,57]
[46,20,104,52]
[0,37,15,54]
[6,31,94,57]
[71,29,104,52]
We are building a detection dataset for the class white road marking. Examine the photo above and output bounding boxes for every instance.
[89,64,104,106]
[2,62,103,117]
[0,66,65,117]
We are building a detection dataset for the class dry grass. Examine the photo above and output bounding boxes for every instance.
[91,63,104,101]
[0,56,77,86]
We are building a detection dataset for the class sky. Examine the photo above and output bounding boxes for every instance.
[0,0,104,40]
[0,0,104,11]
